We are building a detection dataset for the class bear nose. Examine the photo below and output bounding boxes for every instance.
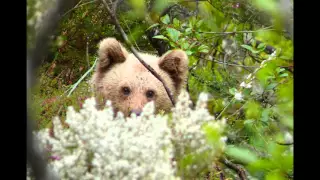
[129,109,142,116]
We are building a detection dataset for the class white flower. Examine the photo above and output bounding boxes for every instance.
[240,81,252,88]
[234,92,243,100]
[27,91,226,180]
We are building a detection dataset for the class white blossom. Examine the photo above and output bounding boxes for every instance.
[234,92,243,101]
[27,91,226,179]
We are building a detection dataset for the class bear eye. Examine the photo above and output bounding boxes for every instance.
[122,87,131,96]
[146,90,155,99]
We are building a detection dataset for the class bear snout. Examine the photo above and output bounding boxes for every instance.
[129,109,142,116]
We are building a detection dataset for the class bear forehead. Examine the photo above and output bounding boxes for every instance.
[125,53,160,72]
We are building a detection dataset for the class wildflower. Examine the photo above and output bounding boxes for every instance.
[234,92,243,100]
[27,91,226,179]
[240,81,252,88]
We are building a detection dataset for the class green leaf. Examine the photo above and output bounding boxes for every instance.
[160,14,170,24]
[186,50,193,55]
[225,145,258,164]
[189,41,197,48]
[229,88,237,95]
[196,20,204,28]
[279,73,288,77]
[266,171,286,180]
[152,35,169,41]
[266,83,278,90]
[257,42,266,49]
[185,27,192,34]
[261,109,270,123]
[241,44,260,54]
[173,18,180,28]
[276,67,285,73]
[146,23,159,31]
[166,27,181,42]
[181,42,190,50]
[244,119,255,124]
[198,44,209,53]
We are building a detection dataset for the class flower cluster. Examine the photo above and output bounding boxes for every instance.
[28,91,226,179]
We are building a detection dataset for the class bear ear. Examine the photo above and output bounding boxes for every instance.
[158,50,189,90]
[97,37,129,73]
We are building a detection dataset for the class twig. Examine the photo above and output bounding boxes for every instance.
[101,0,176,105]
[219,158,248,180]
[198,26,276,35]
[276,141,293,146]
[215,165,225,180]
[62,0,98,17]
[86,36,90,68]
[216,98,234,120]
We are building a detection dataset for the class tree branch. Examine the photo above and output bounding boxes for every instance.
[101,0,176,106]
[27,0,79,179]
[219,158,248,180]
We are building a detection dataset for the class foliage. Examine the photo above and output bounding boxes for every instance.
[27,0,293,179]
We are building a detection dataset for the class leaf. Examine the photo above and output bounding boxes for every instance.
[152,35,169,41]
[244,119,255,124]
[189,41,197,49]
[261,109,270,123]
[173,18,180,28]
[181,42,190,50]
[266,83,278,90]
[225,145,258,164]
[241,44,260,54]
[198,44,209,53]
[146,23,159,31]
[257,42,266,49]
[186,50,193,55]
[196,20,204,28]
[160,14,170,24]
[185,27,192,34]
[166,27,181,42]
[279,73,288,77]
[229,88,237,95]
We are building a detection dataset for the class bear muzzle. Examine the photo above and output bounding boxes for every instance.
[129,109,142,116]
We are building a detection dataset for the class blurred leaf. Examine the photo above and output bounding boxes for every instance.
[225,145,258,164]
[245,101,262,119]
[229,88,237,95]
[198,44,209,53]
[146,23,159,31]
[152,35,169,41]
[160,14,170,24]
[166,27,181,42]
[241,44,260,54]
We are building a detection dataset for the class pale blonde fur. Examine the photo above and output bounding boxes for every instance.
[91,37,189,116]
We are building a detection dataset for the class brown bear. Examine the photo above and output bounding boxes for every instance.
[91,37,189,117]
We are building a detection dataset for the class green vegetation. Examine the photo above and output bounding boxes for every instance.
[27,0,293,179]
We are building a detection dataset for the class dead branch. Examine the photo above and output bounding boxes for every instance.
[219,158,248,180]
[276,141,294,146]
[101,0,176,106]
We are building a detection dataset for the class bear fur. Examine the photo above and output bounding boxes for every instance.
[91,37,189,117]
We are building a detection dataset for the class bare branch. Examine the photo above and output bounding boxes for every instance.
[100,0,176,105]
[198,26,276,34]
[62,0,98,17]
[219,158,248,180]
[276,141,294,146]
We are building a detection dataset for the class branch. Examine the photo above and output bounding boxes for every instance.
[276,141,293,146]
[27,0,79,179]
[101,0,176,106]
[198,26,276,35]
[219,158,248,180]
